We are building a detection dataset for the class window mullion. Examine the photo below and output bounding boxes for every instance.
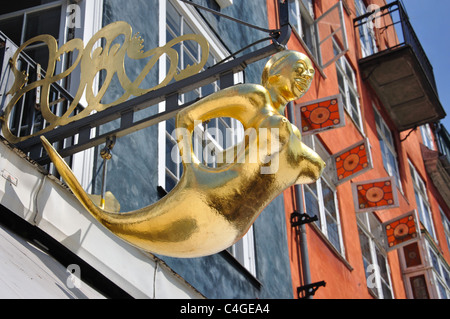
[333,187,344,254]
[316,178,327,234]
[369,236,383,298]
[20,13,27,44]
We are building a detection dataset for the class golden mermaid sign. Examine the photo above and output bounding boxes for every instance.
[41,50,325,258]
[1,21,209,143]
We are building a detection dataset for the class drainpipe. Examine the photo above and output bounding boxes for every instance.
[295,185,312,295]
[287,102,313,298]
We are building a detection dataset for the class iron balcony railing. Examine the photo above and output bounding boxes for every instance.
[0,31,84,163]
[354,0,438,94]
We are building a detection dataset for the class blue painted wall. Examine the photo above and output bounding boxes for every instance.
[193,0,272,84]
[96,0,293,299]
[95,0,161,212]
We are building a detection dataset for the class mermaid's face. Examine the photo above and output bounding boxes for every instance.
[263,51,315,101]
[290,58,315,98]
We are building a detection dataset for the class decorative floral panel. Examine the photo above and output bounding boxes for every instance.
[382,211,419,252]
[352,177,399,213]
[295,94,345,135]
[332,139,372,185]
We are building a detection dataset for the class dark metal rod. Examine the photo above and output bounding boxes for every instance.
[100,157,108,208]
[287,101,312,298]
[179,0,280,34]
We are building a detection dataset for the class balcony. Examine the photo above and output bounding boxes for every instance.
[422,124,450,208]
[0,31,84,162]
[354,1,446,132]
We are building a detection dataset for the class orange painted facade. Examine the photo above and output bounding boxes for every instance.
[268,0,450,299]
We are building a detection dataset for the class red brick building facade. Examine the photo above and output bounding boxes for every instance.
[268,0,450,299]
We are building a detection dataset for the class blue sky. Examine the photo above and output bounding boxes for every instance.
[401,0,450,131]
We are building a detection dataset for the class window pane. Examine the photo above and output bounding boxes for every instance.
[444,269,450,288]
[167,2,181,35]
[345,63,354,84]
[387,150,397,175]
[349,92,359,124]
[25,7,61,41]
[423,204,435,238]
[322,181,336,216]
[429,247,440,272]
[305,185,320,227]
[336,68,345,94]
[410,164,416,184]
[201,82,215,98]
[326,213,341,252]
[358,228,372,268]
[166,117,175,133]
[359,216,395,299]
[383,124,394,147]
[183,52,195,74]
[308,180,318,196]
[289,2,300,32]
[0,16,23,45]
[415,192,425,224]
[368,213,384,244]
[436,279,447,299]
[382,282,393,299]
[165,172,177,192]
[301,16,315,53]
[335,54,361,128]
[376,249,389,283]
[374,109,381,128]
[182,26,199,58]
[359,229,372,259]
[316,2,348,68]
[165,135,177,176]
[302,0,314,17]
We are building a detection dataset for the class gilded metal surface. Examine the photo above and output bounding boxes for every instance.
[41,50,325,258]
[1,21,209,143]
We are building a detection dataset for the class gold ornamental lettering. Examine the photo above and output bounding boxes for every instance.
[1,21,209,143]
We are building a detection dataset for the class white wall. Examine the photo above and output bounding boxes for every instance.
[0,138,204,299]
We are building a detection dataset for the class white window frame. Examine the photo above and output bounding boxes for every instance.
[398,239,433,299]
[357,212,394,299]
[289,0,317,59]
[228,225,257,276]
[71,0,103,192]
[354,0,378,58]
[156,0,255,276]
[404,270,433,299]
[158,0,227,191]
[420,124,436,151]
[334,40,363,131]
[288,0,348,75]
[440,206,450,254]
[373,105,403,193]
[315,1,348,69]
[409,160,436,241]
[399,237,450,299]
[424,239,450,299]
[303,135,344,255]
